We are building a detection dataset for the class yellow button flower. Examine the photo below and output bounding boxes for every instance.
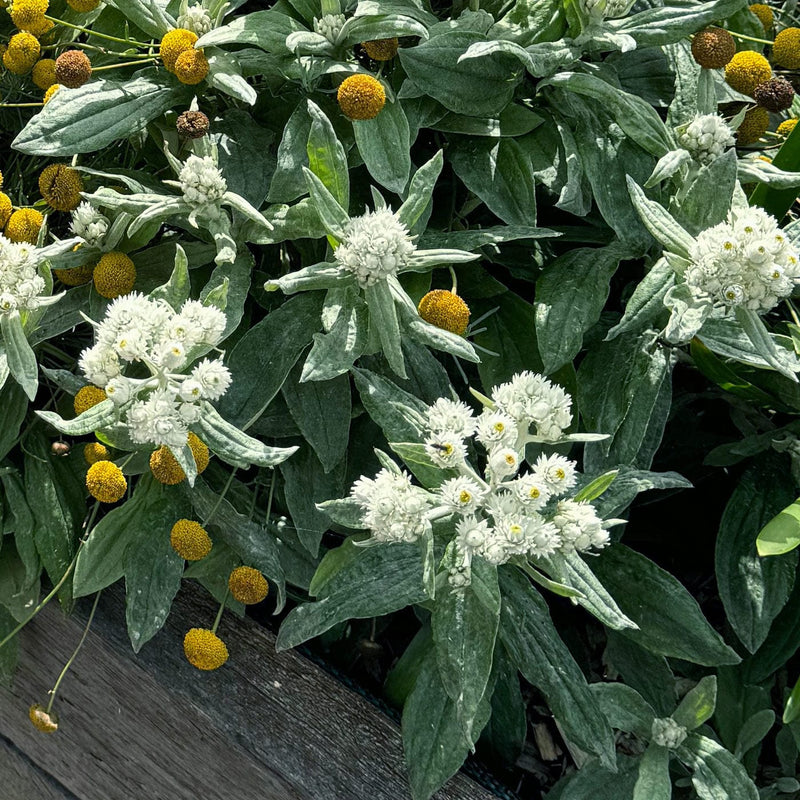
[92,251,136,298]
[749,3,773,29]
[54,262,94,286]
[86,460,127,503]
[736,106,770,145]
[73,385,106,415]
[170,519,213,561]
[724,50,771,96]
[43,83,61,103]
[31,56,56,89]
[362,38,399,61]
[174,47,208,85]
[83,441,108,465]
[0,193,12,228]
[228,566,269,604]
[160,28,198,72]
[183,628,229,671]
[6,208,43,243]
[150,433,210,485]
[3,32,41,75]
[9,0,48,32]
[337,74,386,120]
[778,118,799,136]
[417,289,471,336]
[66,0,100,10]
[774,27,800,68]
[39,164,83,211]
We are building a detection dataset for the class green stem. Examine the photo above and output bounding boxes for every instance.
[44,16,152,47]
[0,103,44,108]
[448,265,458,295]
[728,30,774,45]
[92,59,157,72]
[45,591,101,714]
[211,587,229,634]
[202,468,237,527]
[265,471,276,527]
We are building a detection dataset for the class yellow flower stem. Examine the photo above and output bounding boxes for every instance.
[201,468,237,527]
[92,59,158,72]
[265,470,276,527]
[728,30,774,45]
[211,586,229,634]
[44,42,154,58]
[448,265,458,295]
[0,103,44,108]
[44,16,152,47]
[45,591,101,714]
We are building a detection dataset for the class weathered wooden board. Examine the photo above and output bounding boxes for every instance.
[0,583,496,800]
[0,735,75,800]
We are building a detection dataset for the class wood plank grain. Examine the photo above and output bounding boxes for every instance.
[0,734,77,800]
[0,583,495,800]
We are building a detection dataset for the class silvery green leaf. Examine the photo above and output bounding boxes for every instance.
[402,249,480,272]
[170,442,198,488]
[82,190,167,214]
[264,263,351,294]
[38,237,83,260]
[204,212,237,264]
[303,167,350,242]
[353,100,412,195]
[196,9,305,50]
[626,177,695,258]
[285,31,335,55]
[1,313,38,401]
[735,307,800,382]
[677,733,759,800]
[149,243,191,309]
[306,100,350,209]
[365,281,406,378]
[316,497,365,528]
[397,150,444,230]
[127,198,186,235]
[105,0,174,37]
[737,158,800,188]
[697,67,717,114]
[193,402,298,468]
[207,50,258,105]
[223,191,274,229]
[663,283,712,344]
[645,149,691,188]
[607,258,674,340]
[37,399,118,436]
[633,744,671,800]
[338,13,429,46]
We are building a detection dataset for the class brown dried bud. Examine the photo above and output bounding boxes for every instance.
[55,50,92,89]
[754,76,796,112]
[29,704,58,734]
[50,441,71,457]
[176,110,210,139]
[691,27,736,69]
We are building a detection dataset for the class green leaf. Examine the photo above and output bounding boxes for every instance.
[0,381,27,463]
[432,557,500,743]
[716,454,798,652]
[734,709,775,759]
[535,244,628,373]
[397,150,443,231]
[574,470,619,503]
[197,9,305,50]
[591,545,741,666]
[1,313,38,400]
[480,646,527,762]
[105,0,172,37]
[735,306,799,383]
[269,101,313,203]
[607,258,674,340]
[499,567,616,769]
[402,647,492,800]
[149,243,191,310]
[784,674,800,723]
[353,100,411,195]
[673,675,717,730]
[365,281,406,378]
[676,733,759,800]
[633,744,671,800]
[626,177,695,259]
[36,398,118,437]
[306,100,350,210]
[0,606,19,686]
[590,683,656,737]
[750,118,800,221]
[276,540,428,650]
[399,31,523,118]
[303,167,350,242]
[547,756,639,800]
[14,72,190,156]
[218,292,323,429]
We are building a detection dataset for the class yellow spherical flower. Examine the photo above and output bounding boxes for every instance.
[66,0,100,10]
[55,49,91,88]
[417,290,471,336]
[6,208,43,243]
[73,384,106,415]
[337,74,386,120]
[54,262,93,286]
[86,460,127,503]
[160,28,198,72]
[228,566,269,605]
[0,192,11,228]
[83,441,108,465]
[43,82,60,103]
[92,251,136,298]
[737,105,770,145]
[184,628,228,670]
[150,433,209,485]
[750,3,773,30]
[774,27,800,68]
[9,0,48,32]
[39,164,82,212]
[0,169,4,190]
[31,57,56,89]
[28,704,58,734]
[724,50,771,96]
[174,47,208,85]
[779,118,799,136]
[362,37,399,61]
[170,519,212,561]
[3,31,40,74]
[26,16,53,36]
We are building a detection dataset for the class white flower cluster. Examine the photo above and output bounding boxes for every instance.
[313,13,346,42]
[79,292,230,449]
[69,201,110,249]
[687,207,800,312]
[348,373,612,584]
[334,208,416,287]
[179,155,228,207]
[650,717,687,749]
[0,235,47,314]
[177,4,214,35]
[677,114,735,165]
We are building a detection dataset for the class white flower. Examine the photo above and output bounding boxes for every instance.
[313,13,345,42]
[678,114,735,166]
[177,4,214,35]
[475,410,518,450]
[0,235,50,314]
[334,208,416,287]
[526,516,562,558]
[438,477,486,514]
[190,358,232,400]
[104,376,134,405]
[179,155,227,206]
[651,717,687,749]
[687,207,800,313]
[69,202,109,248]
[491,371,572,441]
[426,398,476,438]
[507,474,550,510]
[532,454,577,496]
[487,447,521,481]
[128,389,188,449]
[550,500,610,552]
[424,431,467,469]
[456,515,493,549]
